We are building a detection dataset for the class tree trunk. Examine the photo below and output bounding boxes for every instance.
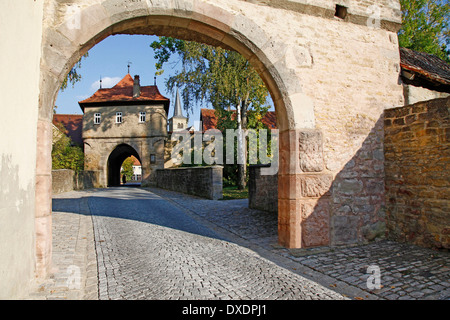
[237,97,248,190]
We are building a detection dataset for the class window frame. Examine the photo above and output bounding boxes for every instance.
[139,111,146,123]
[94,113,101,124]
[115,112,123,124]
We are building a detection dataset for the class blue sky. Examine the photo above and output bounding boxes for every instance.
[55,34,203,127]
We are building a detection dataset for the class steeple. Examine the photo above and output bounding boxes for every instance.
[168,88,188,132]
[173,88,185,118]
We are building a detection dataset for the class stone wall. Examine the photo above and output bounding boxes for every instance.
[248,165,278,213]
[52,169,100,194]
[83,137,165,187]
[384,97,450,249]
[74,170,101,190]
[52,169,75,194]
[156,166,223,200]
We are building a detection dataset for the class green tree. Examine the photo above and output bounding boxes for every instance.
[60,53,89,91]
[398,0,450,62]
[150,37,271,188]
[52,125,84,172]
[121,157,135,182]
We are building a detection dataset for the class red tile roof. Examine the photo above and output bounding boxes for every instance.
[52,114,83,146]
[200,109,219,131]
[78,74,170,114]
[129,155,141,166]
[200,108,277,131]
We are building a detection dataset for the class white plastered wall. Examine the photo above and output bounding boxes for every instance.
[0,0,44,298]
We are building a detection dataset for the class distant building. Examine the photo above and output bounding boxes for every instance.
[52,114,83,146]
[120,155,142,183]
[78,73,170,187]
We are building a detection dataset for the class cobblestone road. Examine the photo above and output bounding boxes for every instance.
[91,187,345,300]
[26,187,449,301]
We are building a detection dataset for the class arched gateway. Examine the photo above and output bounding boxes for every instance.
[80,73,169,187]
[107,144,142,187]
[0,0,405,297]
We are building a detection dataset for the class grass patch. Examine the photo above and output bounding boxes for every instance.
[221,186,248,200]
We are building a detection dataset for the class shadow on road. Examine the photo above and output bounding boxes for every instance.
[52,187,228,242]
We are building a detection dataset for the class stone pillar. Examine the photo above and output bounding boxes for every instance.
[278,129,332,248]
[140,139,153,187]
[278,130,302,248]
[35,118,53,278]
[210,166,223,200]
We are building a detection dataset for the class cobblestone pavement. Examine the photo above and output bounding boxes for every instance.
[92,187,346,300]
[26,192,98,300]
[145,187,450,300]
[25,187,449,300]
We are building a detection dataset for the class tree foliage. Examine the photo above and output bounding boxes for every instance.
[150,37,273,188]
[398,0,450,62]
[121,157,135,181]
[52,125,84,172]
[60,53,89,91]
[150,37,270,119]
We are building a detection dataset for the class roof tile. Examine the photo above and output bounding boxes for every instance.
[78,74,170,112]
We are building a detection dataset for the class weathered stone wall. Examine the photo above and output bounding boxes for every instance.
[248,165,278,213]
[74,170,101,190]
[252,125,386,247]
[156,166,223,200]
[84,137,165,187]
[52,169,75,194]
[82,105,167,139]
[384,97,450,249]
[52,169,101,194]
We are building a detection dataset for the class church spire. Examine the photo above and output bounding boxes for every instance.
[173,88,186,118]
[168,88,188,132]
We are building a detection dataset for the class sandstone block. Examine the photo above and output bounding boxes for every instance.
[298,130,324,172]
[301,199,330,247]
[299,174,332,198]
[102,0,149,25]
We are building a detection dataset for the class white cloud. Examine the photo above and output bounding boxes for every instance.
[90,76,121,91]
[76,94,91,101]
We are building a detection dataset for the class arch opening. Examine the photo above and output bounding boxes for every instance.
[36,2,312,279]
[107,144,141,187]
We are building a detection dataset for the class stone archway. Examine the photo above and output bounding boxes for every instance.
[36,0,313,277]
[107,144,141,187]
[35,0,404,279]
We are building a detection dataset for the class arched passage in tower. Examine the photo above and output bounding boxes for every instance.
[107,144,141,187]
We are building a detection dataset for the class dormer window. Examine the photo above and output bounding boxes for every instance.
[139,112,146,123]
[116,112,122,124]
[94,113,101,124]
